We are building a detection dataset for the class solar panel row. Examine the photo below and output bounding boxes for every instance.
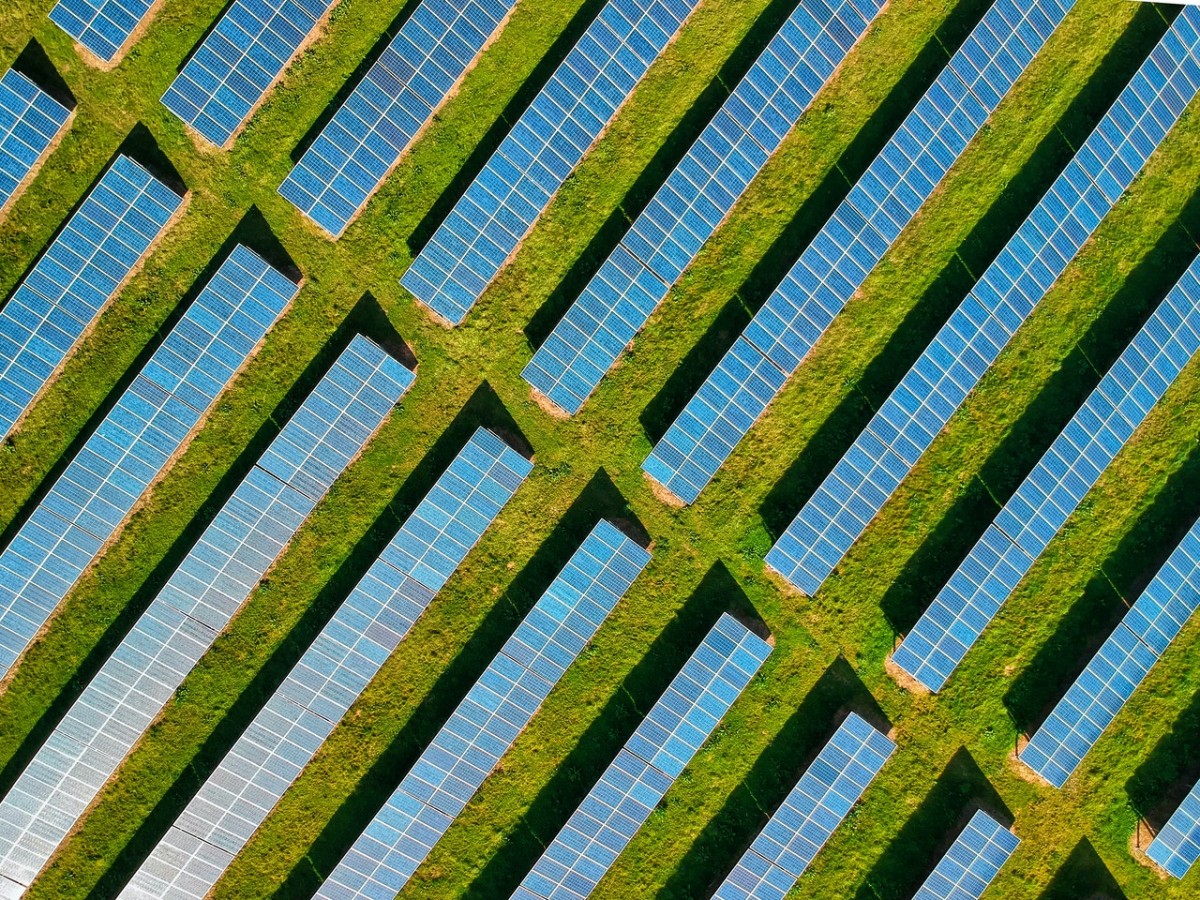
[280,0,519,237]
[766,9,1200,602]
[520,0,883,416]
[0,335,413,897]
[0,154,185,442]
[162,0,338,148]
[641,0,1078,505]
[1149,761,1200,879]
[120,426,532,900]
[0,69,71,217]
[512,612,772,900]
[0,244,294,684]
[313,519,648,900]
[401,0,703,326]
[711,712,893,900]
[49,0,157,64]
[912,811,1019,900]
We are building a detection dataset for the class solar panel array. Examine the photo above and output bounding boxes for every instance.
[520,0,883,415]
[312,519,648,900]
[1148,767,1200,879]
[0,69,71,216]
[0,154,184,442]
[1020,474,1200,785]
[279,0,520,238]
[511,612,771,900]
[119,426,532,900]
[0,335,413,896]
[161,0,337,148]
[400,0,703,326]
[0,244,294,683]
[711,712,893,900]
[765,10,1200,602]
[49,0,157,64]
[912,811,1020,900]
[641,0,1078,505]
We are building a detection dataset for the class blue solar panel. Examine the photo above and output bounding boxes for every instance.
[912,811,1020,900]
[401,0,704,325]
[49,0,157,64]
[766,7,1200,595]
[0,335,413,896]
[512,612,771,900]
[1148,774,1200,879]
[711,712,893,900]
[0,154,185,442]
[309,520,648,900]
[280,0,520,238]
[0,69,71,217]
[889,192,1200,696]
[0,245,296,683]
[520,0,884,415]
[119,427,533,900]
[162,0,337,148]
[641,0,1079,505]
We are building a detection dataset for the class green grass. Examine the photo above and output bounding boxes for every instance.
[0,0,1197,898]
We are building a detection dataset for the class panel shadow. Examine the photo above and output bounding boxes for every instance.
[1039,838,1127,900]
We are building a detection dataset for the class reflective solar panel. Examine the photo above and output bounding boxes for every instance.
[512,612,772,900]
[0,335,413,897]
[119,426,533,900]
[642,0,1079,505]
[279,0,520,238]
[162,0,338,148]
[0,69,71,217]
[0,245,296,683]
[888,165,1200,697]
[521,0,884,415]
[0,154,185,442]
[401,0,704,326]
[912,811,1020,900]
[309,520,647,900]
[1148,772,1200,879]
[49,0,158,64]
[711,712,893,900]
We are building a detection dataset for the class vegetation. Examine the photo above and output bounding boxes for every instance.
[0,0,1197,898]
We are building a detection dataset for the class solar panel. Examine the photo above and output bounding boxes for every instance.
[711,712,893,900]
[886,123,1200,698]
[1148,773,1200,879]
[0,335,414,897]
[641,0,1079,505]
[49,0,158,64]
[308,520,648,900]
[0,69,71,217]
[912,811,1020,900]
[161,0,338,148]
[0,154,185,442]
[400,0,705,326]
[520,0,884,415]
[0,244,296,682]
[512,612,772,900]
[118,426,533,900]
[279,0,520,238]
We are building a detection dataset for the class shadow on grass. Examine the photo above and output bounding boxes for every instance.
[289,0,427,163]
[854,748,1010,900]
[452,562,763,900]
[1127,688,1200,832]
[170,0,239,76]
[100,461,630,897]
[522,0,814,350]
[12,39,75,110]
[0,287,407,806]
[657,657,886,900]
[406,0,611,256]
[756,2,1174,540]
[638,0,996,444]
[1039,838,1127,900]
